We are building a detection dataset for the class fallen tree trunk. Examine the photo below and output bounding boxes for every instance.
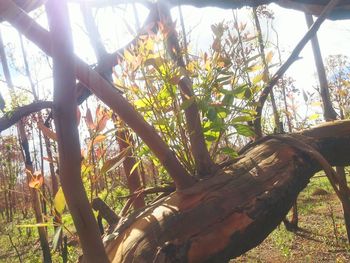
[100,120,350,263]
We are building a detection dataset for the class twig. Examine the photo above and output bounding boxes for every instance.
[160,3,217,176]
[2,0,196,190]
[253,0,342,137]
[8,234,22,263]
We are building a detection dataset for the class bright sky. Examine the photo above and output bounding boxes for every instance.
[1,2,350,122]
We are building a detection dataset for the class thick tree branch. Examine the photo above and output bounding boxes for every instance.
[253,0,341,137]
[4,0,350,22]
[46,0,108,261]
[101,120,350,262]
[0,101,53,132]
[1,0,195,190]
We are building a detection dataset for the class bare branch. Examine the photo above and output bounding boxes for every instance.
[1,0,195,190]
[253,0,341,137]
[0,101,53,132]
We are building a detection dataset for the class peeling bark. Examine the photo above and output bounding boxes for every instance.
[102,120,350,263]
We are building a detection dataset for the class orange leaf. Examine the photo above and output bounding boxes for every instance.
[29,172,44,189]
[96,114,109,133]
[93,135,106,144]
[38,122,57,141]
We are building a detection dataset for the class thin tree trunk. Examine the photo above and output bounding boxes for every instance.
[306,13,350,242]
[252,6,280,134]
[253,0,341,137]
[81,5,145,208]
[0,28,52,263]
[45,0,109,261]
[116,119,145,209]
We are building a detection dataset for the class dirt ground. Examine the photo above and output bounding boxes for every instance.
[234,176,350,263]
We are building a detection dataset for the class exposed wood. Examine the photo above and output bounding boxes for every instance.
[102,120,350,263]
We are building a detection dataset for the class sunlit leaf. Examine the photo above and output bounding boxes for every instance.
[311,102,322,107]
[252,73,264,84]
[29,172,44,189]
[54,187,66,214]
[308,113,320,121]
[38,122,57,141]
[129,160,141,176]
[16,223,53,228]
[247,64,263,72]
[93,135,106,144]
[265,51,273,64]
[124,49,134,63]
[96,114,109,133]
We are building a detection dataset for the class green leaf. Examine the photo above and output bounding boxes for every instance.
[54,187,66,214]
[234,124,255,137]
[207,107,217,121]
[129,160,141,176]
[252,73,264,84]
[220,147,238,158]
[52,226,62,251]
[101,147,131,174]
[16,223,53,228]
[231,115,254,123]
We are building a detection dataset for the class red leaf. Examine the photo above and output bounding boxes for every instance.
[85,108,95,130]
[38,122,57,141]
[76,107,81,126]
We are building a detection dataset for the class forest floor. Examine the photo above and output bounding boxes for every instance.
[0,174,349,262]
[235,174,350,263]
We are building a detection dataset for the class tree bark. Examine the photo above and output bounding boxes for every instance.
[102,120,350,262]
